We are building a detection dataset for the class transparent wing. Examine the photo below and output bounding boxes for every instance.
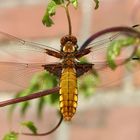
[97,60,140,88]
[0,62,45,91]
[0,31,62,90]
[94,63,127,88]
[0,31,61,63]
[78,25,140,89]
[78,25,140,67]
[78,60,140,91]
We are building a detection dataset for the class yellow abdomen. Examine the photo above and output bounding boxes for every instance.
[59,67,77,121]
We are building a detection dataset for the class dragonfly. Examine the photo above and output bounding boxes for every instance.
[0,25,140,136]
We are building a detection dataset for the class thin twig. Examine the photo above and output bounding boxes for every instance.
[64,1,72,35]
[79,26,140,51]
[21,115,63,136]
[0,87,59,107]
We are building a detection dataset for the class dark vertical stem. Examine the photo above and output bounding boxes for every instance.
[65,2,72,35]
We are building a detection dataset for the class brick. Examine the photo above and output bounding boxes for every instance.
[0,5,81,39]
[91,0,136,33]
[70,107,140,140]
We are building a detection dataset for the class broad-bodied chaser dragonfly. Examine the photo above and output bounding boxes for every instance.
[0,25,140,136]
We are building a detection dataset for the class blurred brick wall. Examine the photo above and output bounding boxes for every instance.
[0,0,139,91]
[0,1,140,140]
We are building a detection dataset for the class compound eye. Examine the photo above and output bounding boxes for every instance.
[60,35,77,46]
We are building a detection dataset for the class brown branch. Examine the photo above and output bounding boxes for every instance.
[65,1,72,35]
[21,115,63,136]
[0,87,59,107]
[79,26,140,51]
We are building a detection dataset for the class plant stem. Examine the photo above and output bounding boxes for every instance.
[0,87,59,107]
[79,26,140,51]
[21,115,63,136]
[65,1,72,35]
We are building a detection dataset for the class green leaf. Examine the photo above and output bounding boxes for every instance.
[53,0,64,5]
[9,71,58,118]
[8,89,34,117]
[107,37,137,69]
[2,132,18,140]
[8,92,23,117]
[20,101,30,116]
[42,1,57,27]
[22,121,38,134]
[79,72,99,98]
[135,47,140,58]
[93,0,99,9]
[47,1,57,16]
[70,0,78,8]
[17,90,31,116]
[42,11,54,27]
[49,93,59,104]
[37,97,46,118]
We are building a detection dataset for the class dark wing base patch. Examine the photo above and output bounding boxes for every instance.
[76,63,93,77]
[43,63,62,77]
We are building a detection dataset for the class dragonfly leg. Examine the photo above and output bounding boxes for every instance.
[0,87,59,107]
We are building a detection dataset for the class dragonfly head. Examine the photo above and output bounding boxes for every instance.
[61,35,78,52]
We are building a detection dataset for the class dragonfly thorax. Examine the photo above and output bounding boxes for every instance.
[62,51,76,67]
[62,41,76,52]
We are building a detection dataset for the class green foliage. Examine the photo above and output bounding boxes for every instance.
[79,72,100,97]
[70,0,78,8]
[107,37,137,69]
[3,122,37,139]
[53,0,64,5]
[9,68,99,117]
[42,0,101,27]
[42,1,57,27]
[4,1,140,139]
[2,132,18,140]
[93,0,99,9]
[21,121,38,134]
[135,47,140,58]
[9,72,58,118]
[42,0,78,27]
